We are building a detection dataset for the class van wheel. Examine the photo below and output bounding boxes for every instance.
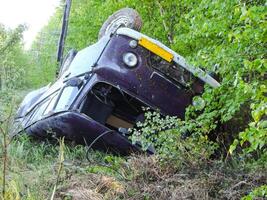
[98,8,142,40]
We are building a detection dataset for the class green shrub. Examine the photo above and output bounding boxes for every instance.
[242,185,267,200]
[130,110,218,168]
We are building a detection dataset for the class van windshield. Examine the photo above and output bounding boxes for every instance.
[66,36,110,78]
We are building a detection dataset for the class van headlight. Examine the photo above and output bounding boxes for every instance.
[123,52,138,67]
[192,96,205,110]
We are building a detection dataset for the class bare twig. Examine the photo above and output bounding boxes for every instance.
[231,181,249,190]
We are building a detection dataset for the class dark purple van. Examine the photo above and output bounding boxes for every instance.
[13,8,220,155]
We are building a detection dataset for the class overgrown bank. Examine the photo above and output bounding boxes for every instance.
[0,134,265,200]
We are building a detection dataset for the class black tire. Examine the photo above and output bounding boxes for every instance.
[98,8,142,40]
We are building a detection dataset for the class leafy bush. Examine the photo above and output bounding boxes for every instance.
[242,184,267,200]
[130,110,218,168]
[0,24,31,90]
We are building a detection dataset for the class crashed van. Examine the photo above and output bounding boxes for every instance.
[13,8,220,155]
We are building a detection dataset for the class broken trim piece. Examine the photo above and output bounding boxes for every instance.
[116,28,220,88]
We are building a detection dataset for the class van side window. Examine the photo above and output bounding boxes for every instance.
[43,93,59,116]
[30,99,50,123]
[54,86,79,111]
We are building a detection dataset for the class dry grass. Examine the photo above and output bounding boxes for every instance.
[123,155,266,200]
[56,173,126,200]
[53,154,266,200]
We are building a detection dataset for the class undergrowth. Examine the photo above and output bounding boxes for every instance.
[0,134,266,200]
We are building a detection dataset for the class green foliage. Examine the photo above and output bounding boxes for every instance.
[235,84,267,153]
[168,0,266,156]
[86,154,126,178]
[0,24,31,90]
[242,185,267,200]
[130,110,218,168]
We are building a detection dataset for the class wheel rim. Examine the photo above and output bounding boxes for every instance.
[104,16,132,35]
